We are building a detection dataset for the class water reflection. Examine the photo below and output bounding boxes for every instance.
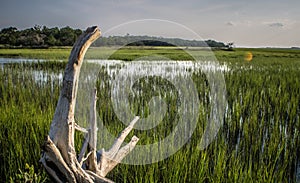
[0,58,229,92]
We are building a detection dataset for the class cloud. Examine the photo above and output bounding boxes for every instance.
[268,22,284,28]
[225,21,235,26]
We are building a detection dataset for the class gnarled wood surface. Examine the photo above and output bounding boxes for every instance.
[40,26,139,183]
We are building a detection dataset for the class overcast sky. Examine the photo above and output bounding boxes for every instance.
[1,0,299,47]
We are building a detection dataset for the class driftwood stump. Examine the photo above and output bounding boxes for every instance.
[40,26,139,183]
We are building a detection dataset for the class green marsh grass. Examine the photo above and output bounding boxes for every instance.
[0,48,299,182]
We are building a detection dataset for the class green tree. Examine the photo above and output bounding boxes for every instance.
[45,34,57,46]
[59,26,76,46]
[0,27,18,45]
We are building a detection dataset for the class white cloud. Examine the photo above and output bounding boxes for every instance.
[225,21,235,26]
[268,22,284,27]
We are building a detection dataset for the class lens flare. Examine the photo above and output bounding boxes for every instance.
[244,52,253,62]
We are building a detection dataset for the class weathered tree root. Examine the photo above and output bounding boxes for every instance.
[40,26,139,183]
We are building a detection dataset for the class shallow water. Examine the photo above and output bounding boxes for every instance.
[1,58,229,82]
[0,57,46,64]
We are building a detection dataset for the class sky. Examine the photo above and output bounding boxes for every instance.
[0,0,299,47]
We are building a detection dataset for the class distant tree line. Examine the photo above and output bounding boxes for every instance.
[0,25,82,47]
[0,26,228,48]
[93,35,227,48]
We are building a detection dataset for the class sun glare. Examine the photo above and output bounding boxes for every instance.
[244,52,253,62]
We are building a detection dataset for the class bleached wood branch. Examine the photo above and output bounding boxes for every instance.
[98,117,140,177]
[42,136,76,182]
[75,123,88,133]
[40,26,140,182]
[87,88,99,173]
[78,132,89,165]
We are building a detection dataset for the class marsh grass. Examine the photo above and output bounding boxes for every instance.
[0,48,71,60]
[0,48,299,182]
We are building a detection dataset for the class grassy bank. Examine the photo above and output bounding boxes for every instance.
[1,47,300,61]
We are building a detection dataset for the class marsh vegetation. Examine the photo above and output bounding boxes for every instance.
[0,47,299,182]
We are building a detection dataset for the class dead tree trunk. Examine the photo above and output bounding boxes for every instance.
[40,26,139,183]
